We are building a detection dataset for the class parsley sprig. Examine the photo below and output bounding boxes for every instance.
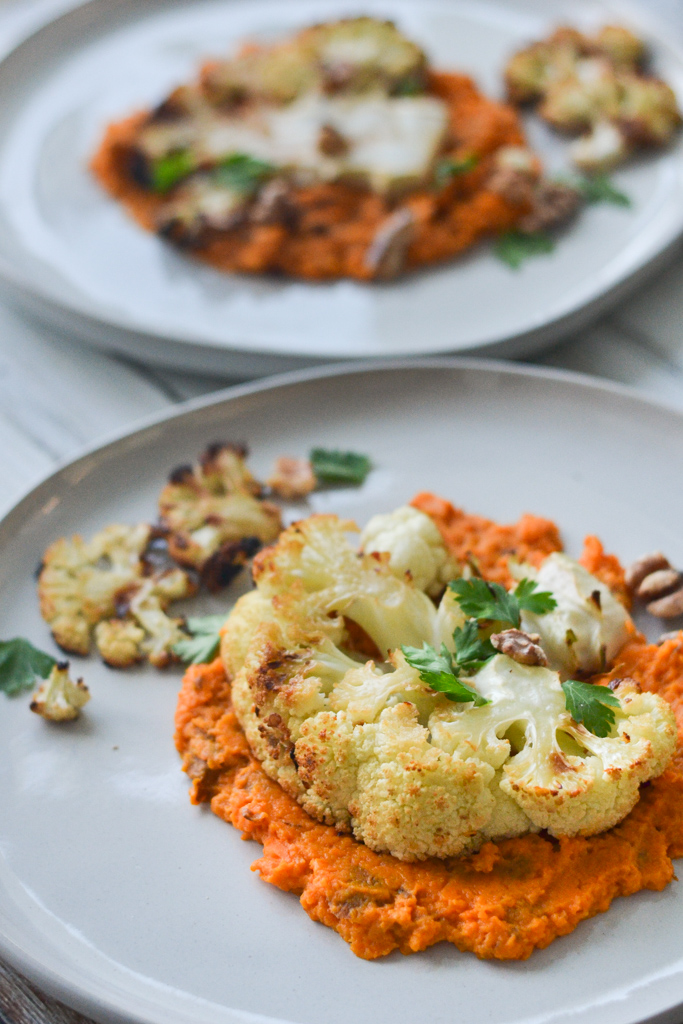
[434,154,478,188]
[0,639,56,696]
[173,615,226,665]
[495,230,555,269]
[577,173,631,208]
[214,153,275,195]
[401,639,490,705]
[151,150,195,194]
[449,577,557,628]
[309,448,372,485]
[561,679,620,738]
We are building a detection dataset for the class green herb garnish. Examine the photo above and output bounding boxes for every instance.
[172,615,226,665]
[451,618,496,674]
[309,448,372,485]
[578,173,631,207]
[393,74,424,97]
[151,150,195,194]
[434,154,478,188]
[495,230,555,269]
[449,577,557,628]
[561,679,620,738]
[0,639,56,696]
[214,153,275,195]
[401,640,489,705]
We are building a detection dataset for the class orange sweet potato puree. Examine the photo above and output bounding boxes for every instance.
[174,497,683,960]
[91,73,527,281]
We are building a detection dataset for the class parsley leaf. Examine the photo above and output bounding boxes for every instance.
[434,154,478,188]
[449,577,557,628]
[578,173,631,207]
[214,153,275,195]
[494,230,555,269]
[452,618,496,673]
[173,615,226,665]
[401,642,489,705]
[151,150,195,194]
[309,448,372,485]
[561,679,620,738]
[0,639,56,696]
[393,74,424,96]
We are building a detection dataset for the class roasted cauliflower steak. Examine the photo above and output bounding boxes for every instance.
[224,512,677,861]
[158,442,282,591]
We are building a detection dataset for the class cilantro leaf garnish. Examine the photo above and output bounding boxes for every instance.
[151,150,195,194]
[173,615,226,665]
[494,230,555,269]
[449,576,556,628]
[0,639,56,696]
[309,448,372,485]
[561,679,620,738]
[578,173,631,208]
[214,153,275,195]
[434,154,478,188]
[401,641,489,705]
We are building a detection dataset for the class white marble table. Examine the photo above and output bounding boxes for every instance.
[3,0,683,1021]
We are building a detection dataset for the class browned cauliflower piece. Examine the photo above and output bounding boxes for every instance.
[30,661,90,721]
[505,24,681,167]
[95,569,194,668]
[38,524,154,655]
[202,17,426,106]
[158,442,282,591]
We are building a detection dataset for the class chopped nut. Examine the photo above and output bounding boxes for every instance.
[519,181,582,233]
[267,457,316,500]
[625,551,671,592]
[490,628,549,666]
[365,208,415,280]
[318,123,349,157]
[487,167,536,206]
[250,179,297,226]
[647,587,683,619]
[636,568,681,602]
[657,630,682,645]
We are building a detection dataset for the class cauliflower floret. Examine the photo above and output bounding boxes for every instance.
[359,505,459,597]
[30,662,90,721]
[520,552,631,676]
[253,514,440,655]
[159,442,281,591]
[38,524,153,654]
[505,24,681,168]
[95,569,194,668]
[202,17,427,106]
[226,511,675,860]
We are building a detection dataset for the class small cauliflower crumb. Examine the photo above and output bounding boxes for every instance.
[30,662,90,721]
[267,457,316,500]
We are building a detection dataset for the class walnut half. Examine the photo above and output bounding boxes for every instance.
[490,628,549,666]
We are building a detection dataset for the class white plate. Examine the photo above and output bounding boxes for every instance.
[1,359,683,1024]
[0,0,682,375]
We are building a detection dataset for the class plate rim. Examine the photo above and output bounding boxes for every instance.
[1,0,683,370]
[2,356,683,1024]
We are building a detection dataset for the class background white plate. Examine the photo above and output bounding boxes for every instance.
[0,0,682,375]
[1,360,683,1024]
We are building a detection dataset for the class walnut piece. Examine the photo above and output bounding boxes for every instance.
[647,588,683,619]
[625,551,671,592]
[490,628,549,666]
[365,208,415,280]
[318,123,349,157]
[636,568,681,602]
[267,457,316,500]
